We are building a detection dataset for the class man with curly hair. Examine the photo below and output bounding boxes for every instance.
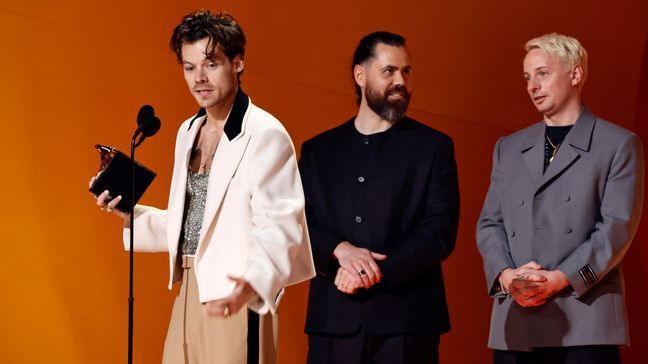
[92,10,314,363]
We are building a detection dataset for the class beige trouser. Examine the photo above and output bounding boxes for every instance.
[162,256,278,364]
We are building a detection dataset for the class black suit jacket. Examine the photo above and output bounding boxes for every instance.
[300,117,460,335]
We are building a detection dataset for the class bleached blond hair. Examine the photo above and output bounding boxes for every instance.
[525,33,588,84]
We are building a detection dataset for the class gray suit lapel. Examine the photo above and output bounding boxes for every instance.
[520,122,545,190]
[537,107,595,192]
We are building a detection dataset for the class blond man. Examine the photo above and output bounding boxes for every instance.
[477,33,643,363]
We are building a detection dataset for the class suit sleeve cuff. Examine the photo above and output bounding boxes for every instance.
[242,265,284,314]
[560,263,597,297]
[486,262,513,297]
[489,270,509,297]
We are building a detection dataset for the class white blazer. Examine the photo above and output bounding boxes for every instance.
[124,90,315,314]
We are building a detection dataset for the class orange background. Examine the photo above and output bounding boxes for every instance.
[1,0,647,362]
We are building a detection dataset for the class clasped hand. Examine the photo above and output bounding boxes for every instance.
[332,241,387,294]
[500,261,570,307]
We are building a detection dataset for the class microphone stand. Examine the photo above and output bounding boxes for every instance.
[128,131,146,364]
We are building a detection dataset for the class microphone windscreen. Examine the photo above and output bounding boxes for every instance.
[141,116,161,137]
[137,105,155,127]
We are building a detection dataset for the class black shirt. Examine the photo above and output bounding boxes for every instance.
[544,125,573,171]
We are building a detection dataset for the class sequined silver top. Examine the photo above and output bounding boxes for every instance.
[181,171,210,256]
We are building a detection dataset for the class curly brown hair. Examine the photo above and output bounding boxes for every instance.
[169,10,246,77]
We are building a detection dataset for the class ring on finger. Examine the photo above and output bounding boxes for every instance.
[106,205,113,213]
[359,269,367,276]
[223,305,230,318]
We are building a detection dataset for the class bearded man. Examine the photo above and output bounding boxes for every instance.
[300,31,460,364]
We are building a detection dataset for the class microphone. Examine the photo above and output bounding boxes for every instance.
[134,105,161,146]
[127,104,162,362]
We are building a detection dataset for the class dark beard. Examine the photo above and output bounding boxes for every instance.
[365,84,411,122]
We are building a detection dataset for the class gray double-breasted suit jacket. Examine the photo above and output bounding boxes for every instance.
[476,107,644,351]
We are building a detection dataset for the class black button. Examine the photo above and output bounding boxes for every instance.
[565,227,573,234]
[363,137,370,145]
[518,200,524,207]
[511,230,516,238]
[535,226,541,231]
[358,176,365,183]
[564,195,571,202]
[355,216,363,223]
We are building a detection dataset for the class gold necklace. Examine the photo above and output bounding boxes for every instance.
[546,135,560,163]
